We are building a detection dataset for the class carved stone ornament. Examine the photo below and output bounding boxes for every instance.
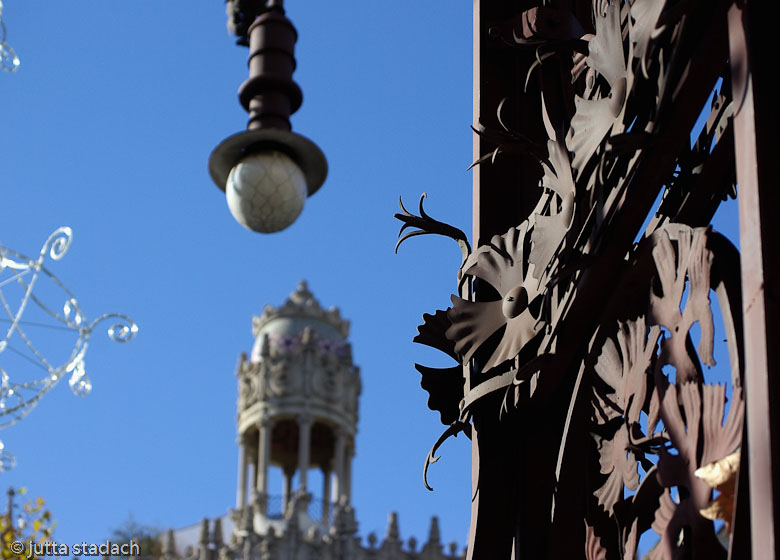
[237,282,360,434]
[236,333,359,415]
[252,281,350,340]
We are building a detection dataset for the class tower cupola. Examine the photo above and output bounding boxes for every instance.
[234,281,361,534]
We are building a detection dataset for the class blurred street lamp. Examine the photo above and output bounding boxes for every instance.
[209,0,327,233]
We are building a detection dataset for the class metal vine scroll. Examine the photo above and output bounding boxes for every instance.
[396,0,747,558]
[0,228,138,471]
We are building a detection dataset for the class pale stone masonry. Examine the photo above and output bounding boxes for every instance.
[162,282,464,560]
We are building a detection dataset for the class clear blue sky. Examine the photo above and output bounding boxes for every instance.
[0,0,740,553]
[1,0,474,548]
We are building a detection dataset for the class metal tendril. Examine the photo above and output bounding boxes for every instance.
[0,1,20,72]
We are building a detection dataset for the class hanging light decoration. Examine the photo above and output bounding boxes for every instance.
[0,0,20,72]
[0,228,138,471]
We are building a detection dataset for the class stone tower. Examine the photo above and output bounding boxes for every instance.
[234,279,360,532]
[163,282,464,560]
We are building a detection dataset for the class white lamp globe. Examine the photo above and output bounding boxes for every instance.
[225,150,308,233]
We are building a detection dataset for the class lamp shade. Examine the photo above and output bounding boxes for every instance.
[225,150,308,233]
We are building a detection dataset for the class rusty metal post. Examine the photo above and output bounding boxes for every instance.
[469,2,524,557]
[728,2,780,558]
[472,2,544,246]
[469,2,559,558]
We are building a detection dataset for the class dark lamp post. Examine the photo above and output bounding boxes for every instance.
[209,0,327,233]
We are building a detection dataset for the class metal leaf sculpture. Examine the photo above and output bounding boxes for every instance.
[648,380,742,560]
[395,194,470,264]
[695,450,740,531]
[447,223,544,371]
[629,0,668,78]
[397,0,753,554]
[529,126,576,281]
[583,225,744,559]
[591,319,660,514]
[393,194,471,423]
[647,226,716,384]
[414,309,463,426]
[567,3,630,174]
[584,523,608,560]
[393,193,475,488]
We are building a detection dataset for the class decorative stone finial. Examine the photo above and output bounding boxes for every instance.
[213,518,224,548]
[306,526,320,541]
[409,536,418,552]
[242,506,254,532]
[386,512,400,541]
[198,519,210,560]
[241,536,253,560]
[259,538,272,560]
[331,503,358,536]
[427,516,441,545]
[251,280,350,338]
[161,529,176,558]
[291,280,312,304]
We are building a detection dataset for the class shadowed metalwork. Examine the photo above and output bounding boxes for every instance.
[396,0,777,557]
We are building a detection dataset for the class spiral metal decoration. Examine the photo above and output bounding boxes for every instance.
[0,228,138,471]
[0,1,20,73]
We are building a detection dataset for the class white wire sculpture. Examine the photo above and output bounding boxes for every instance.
[0,227,138,471]
[0,1,20,72]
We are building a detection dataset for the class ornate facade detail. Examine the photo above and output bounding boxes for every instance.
[166,282,460,559]
[252,281,350,340]
[237,332,356,412]
[236,282,360,430]
[163,508,464,560]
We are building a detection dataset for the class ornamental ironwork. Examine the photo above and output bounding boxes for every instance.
[397,0,775,558]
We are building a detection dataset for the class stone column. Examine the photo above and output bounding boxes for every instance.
[283,466,294,516]
[255,417,272,515]
[332,427,346,504]
[197,518,210,560]
[321,468,331,524]
[248,447,257,497]
[236,435,248,510]
[344,442,353,505]
[297,414,312,493]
